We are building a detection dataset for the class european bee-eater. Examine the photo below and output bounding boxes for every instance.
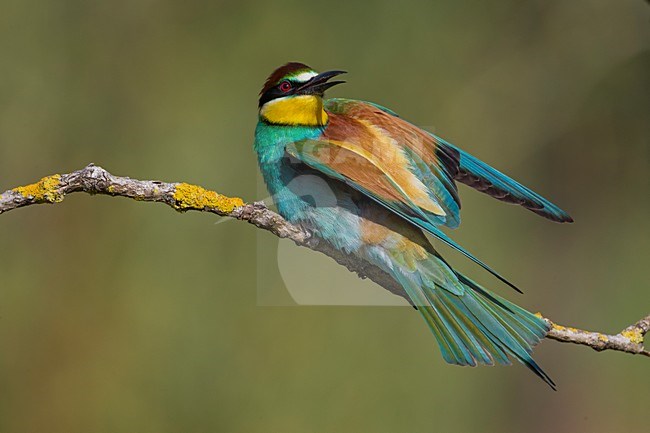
[254,62,572,389]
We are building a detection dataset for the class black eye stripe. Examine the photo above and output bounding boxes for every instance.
[259,79,299,106]
[258,76,316,107]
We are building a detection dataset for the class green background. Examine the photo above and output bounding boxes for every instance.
[1,1,649,432]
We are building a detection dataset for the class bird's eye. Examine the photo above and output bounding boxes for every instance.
[279,81,292,92]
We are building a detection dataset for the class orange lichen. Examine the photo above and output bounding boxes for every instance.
[621,329,643,344]
[173,183,244,213]
[12,175,64,203]
[598,334,609,342]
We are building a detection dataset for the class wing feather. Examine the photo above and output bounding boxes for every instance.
[286,105,522,293]
[326,98,572,223]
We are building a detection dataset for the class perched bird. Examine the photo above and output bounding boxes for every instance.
[254,62,572,388]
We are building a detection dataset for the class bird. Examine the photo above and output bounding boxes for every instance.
[254,62,572,389]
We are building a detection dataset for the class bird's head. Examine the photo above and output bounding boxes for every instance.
[258,62,346,126]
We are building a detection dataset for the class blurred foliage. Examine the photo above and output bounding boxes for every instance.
[1,1,649,432]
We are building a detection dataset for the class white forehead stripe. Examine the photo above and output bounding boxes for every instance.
[292,71,318,82]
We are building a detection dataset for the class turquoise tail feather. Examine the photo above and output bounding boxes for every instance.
[390,253,555,389]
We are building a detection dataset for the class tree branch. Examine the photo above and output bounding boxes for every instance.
[1,164,648,357]
[542,315,649,357]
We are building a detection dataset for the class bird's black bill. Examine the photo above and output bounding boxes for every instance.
[298,70,347,95]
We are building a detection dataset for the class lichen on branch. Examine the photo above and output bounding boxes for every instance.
[173,183,244,213]
[12,174,64,204]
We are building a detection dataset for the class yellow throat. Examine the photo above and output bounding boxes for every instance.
[260,95,329,126]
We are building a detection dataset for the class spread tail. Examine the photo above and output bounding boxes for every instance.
[391,252,555,389]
